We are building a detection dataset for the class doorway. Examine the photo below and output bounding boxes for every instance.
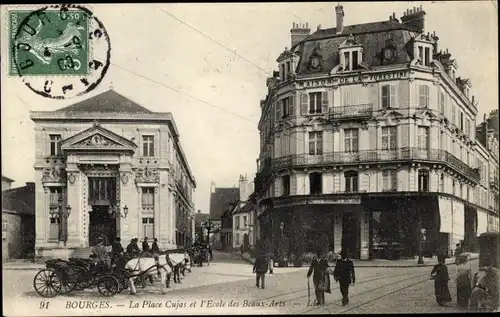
[342,212,360,259]
[89,205,116,246]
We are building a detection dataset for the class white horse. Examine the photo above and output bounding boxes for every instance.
[124,253,186,295]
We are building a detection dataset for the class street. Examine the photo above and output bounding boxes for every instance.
[2,252,474,315]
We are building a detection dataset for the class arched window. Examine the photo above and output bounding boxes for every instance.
[344,171,359,192]
[418,170,429,192]
[309,172,322,195]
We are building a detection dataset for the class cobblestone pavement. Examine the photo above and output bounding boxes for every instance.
[3,254,476,316]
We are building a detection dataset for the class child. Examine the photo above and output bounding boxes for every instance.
[431,254,452,306]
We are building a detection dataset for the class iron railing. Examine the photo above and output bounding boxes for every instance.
[329,103,374,119]
[272,147,480,182]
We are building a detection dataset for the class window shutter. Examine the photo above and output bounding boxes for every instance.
[391,171,398,190]
[419,85,425,107]
[425,85,429,108]
[289,95,295,117]
[300,93,308,115]
[381,85,389,108]
[321,91,329,113]
[390,85,396,108]
[382,171,388,190]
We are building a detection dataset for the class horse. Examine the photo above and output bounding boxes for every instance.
[470,267,500,311]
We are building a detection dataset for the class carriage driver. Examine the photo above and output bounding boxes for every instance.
[92,237,111,273]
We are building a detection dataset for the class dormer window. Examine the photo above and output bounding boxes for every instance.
[413,33,435,67]
[339,34,363,72]
[277,48,298,81]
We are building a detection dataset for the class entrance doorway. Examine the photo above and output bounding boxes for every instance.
[342,213,360,259]
[89,205,116,246]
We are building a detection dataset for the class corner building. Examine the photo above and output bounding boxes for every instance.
[31,90,196,259]
[255,4,499,260]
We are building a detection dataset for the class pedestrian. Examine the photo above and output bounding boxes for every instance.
[92,237,111,273]
[111,237,124,270]
[333,249,355,306]
[430,253,452,306]
[126,238,140,258]
[142,237,150,253]
[268,252,274,274]
[253,250,269,289]
[208,244,213,261]
[307,250,330,305]
[151,238,160,253]
[454,243,463,265]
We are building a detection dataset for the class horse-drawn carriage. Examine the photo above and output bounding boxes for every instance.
[33,257,126,298]
[33,250,190,297]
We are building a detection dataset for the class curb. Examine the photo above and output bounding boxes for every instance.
[234,252,478,268]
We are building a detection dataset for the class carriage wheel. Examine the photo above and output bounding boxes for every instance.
[33,269,61,298]
[115,271,129,293]
[55,267,80,294]
[72,267,91,291]
[97,275,119,297]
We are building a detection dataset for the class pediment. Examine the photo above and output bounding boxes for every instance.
[61,122,137,152]
[339,34,362,48]
[377,108,404,118]
[414,109,438,120]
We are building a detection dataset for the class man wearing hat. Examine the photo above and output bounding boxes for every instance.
[126,238,140,258]
[111,237,124,269]
[92,237,111,273]
[142,237,151,253]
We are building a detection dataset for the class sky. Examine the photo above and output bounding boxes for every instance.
[1,1,498,214]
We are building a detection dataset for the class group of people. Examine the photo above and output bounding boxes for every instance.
[252,249,355,306]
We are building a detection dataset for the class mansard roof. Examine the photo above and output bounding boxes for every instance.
[293,20,417,76]
[55,90,153,114]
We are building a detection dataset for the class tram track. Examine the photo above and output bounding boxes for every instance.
[301,272,431,314]
[252,271,422,304]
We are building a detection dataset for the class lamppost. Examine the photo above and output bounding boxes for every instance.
[108,204,129,219]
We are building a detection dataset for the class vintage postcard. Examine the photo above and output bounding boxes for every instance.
[1,1,499,316]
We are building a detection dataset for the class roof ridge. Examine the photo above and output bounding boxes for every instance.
[54,90,154,114]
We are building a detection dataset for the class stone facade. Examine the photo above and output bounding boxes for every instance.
[30,90,196,259]
[255,5,499,261]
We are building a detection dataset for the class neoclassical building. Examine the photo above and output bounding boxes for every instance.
[31,90,196,259]
[255,4,499,261]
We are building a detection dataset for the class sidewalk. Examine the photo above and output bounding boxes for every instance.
[3,260,44,271]
[235,252,479,268]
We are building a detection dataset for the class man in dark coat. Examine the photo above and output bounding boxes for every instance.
[253,251,269,289]
[126,238,140,258]
[151,238,160,253]
[333,249,355,306]
[142,237,150,253]
[111,237,124,269]
[307,250,330,305]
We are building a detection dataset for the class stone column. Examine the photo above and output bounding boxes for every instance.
[36,185,50,247]
[66,164,82,248]
[359,208,370,260]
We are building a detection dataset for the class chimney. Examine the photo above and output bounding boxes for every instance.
[335,5,344,34]
[290,22,311,48]
[239,175,249,201]
[401,6,426,33]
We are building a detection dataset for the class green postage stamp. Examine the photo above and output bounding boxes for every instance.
[9,9,89,76]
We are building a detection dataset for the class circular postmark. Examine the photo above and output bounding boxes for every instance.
[10,4,111,99]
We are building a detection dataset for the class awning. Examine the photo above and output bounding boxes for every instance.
[438,197,452,233]
[452,200,465,238]
[477,210,488,236]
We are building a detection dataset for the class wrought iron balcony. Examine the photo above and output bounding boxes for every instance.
[272,147,480,183]
[329,103,374,119]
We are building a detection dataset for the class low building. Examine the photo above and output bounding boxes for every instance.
[30,90,196,259]
[2,182,36,260]
[231,175,255,251]
[209,185,239,250]
[2,175,14,192]
[194,209,209,242]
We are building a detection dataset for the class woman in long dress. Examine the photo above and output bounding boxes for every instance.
[431,254,452,306]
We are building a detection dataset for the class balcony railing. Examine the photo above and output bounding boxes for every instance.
[490,176,500,189]
[272,147,480,183]
[329,103,373,119]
